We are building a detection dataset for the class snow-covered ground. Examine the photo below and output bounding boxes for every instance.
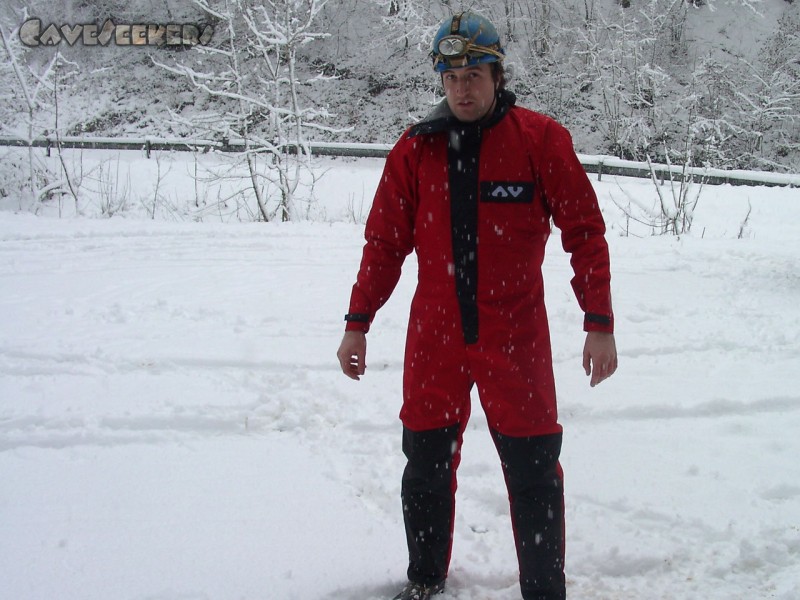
[1,153,799,599]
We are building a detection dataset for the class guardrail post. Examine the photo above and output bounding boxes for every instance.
[597,160,603,182]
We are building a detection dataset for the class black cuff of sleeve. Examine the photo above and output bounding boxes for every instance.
[344,313,370,323]
[585,312,612,326]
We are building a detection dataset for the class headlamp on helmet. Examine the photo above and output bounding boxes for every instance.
[430,12,505,72]
[437,35,469,58]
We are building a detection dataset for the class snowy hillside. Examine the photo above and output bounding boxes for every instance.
[1,0,799,171]
[1,154,798,599]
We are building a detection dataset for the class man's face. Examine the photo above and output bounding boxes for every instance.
[442,63,497,123]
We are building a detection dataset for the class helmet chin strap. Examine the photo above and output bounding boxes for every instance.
[476,79,503,123]
[477,95,498,123]
[477,75,499,114]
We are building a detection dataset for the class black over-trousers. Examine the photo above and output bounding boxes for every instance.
[401,425,566,600]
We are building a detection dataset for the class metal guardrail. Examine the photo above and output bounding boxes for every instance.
[0,135,393,159]
[1,135,797,188]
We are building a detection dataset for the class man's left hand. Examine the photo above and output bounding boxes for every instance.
[583,331,618,387]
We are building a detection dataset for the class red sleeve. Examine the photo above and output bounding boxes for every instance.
[345,135,417,333]
[538,120,614,333]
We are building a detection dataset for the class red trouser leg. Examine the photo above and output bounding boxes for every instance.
[400,423,465,585]
[491,430,566,600]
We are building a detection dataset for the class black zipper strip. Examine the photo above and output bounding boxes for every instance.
[448,125,481,344]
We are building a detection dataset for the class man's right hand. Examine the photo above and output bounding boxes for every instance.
[336,331,367,380]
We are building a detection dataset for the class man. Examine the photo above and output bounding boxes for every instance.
[336,11,617,600]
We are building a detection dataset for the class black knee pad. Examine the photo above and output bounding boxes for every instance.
[401,424,461,493]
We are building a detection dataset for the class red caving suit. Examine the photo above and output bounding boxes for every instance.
[345,91,614,437]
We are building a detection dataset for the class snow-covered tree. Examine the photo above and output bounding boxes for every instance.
[155,0,333,221]
[0,17,80,211]
[754,4,800,170]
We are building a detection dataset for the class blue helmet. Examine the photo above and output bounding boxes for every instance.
[430,12,505,72]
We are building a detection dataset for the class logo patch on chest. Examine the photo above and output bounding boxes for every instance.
[480,181,534,203]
